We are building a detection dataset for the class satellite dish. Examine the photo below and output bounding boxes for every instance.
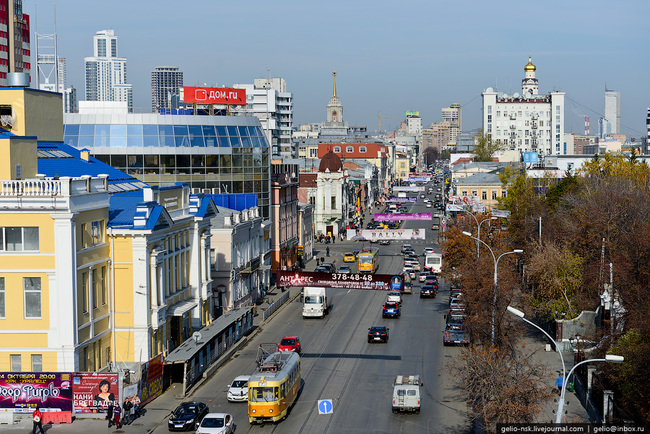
[192,331,202,343]
[485,87,494,93]
[513,93,520,98]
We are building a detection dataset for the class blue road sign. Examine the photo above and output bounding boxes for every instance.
[318,399,333,415]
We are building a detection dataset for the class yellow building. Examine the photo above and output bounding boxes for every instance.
[0,78,216,372]
[395,151,409,181]
[453,172,504,210]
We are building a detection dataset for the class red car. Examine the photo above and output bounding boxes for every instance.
[278,336,301,354]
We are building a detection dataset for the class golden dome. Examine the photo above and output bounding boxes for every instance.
[524,56,536,72]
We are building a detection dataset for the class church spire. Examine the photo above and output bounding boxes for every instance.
[332,71,337,98]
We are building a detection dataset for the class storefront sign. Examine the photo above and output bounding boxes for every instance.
[374,213,432,221]
[72,373,119,414]
[183,86,246,105]
[140,354,164,405]
[276,271,402,291]
[0,372,73,413]
[346,229,425,241]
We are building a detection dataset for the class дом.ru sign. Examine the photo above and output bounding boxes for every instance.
[183,86,246,105]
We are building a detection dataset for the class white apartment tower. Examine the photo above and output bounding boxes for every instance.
[482,57,565,155]
[151,66,184,112]
[84,30,133,111]
[233,77,294,158]
[604,89,620,136]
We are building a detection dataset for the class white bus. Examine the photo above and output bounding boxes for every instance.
[425,253,443,274]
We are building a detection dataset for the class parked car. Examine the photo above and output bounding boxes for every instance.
[387,292,402,304]
[382,302,401,318]
[338,265,352,274]
[227,376,250,402]
[278,336,301,353]
[195,413,234,434]
[449,299,467,311]
[368,325,389,343]
[168,402,210,431]
[314,267,328,273]
[443,324,470,346]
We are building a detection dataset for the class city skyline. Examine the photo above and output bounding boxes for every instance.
[29,0,649,137]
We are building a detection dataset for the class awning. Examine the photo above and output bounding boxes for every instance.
[168,299,198,317]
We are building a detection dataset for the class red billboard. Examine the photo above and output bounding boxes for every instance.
[0,372,73,413]
[72,372,119,414]
[183,86,246,105]
[140,354,164,405]
[276,271,403,291]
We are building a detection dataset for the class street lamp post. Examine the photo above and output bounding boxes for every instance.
[462,231,522,345]
[555,355,623,423]
[462,210,496,258]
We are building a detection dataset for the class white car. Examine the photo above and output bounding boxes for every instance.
[423,247,435,256]
[402,265,414,275]
[196,413,234,434]
[226,375,250,402]
[387,292,402,304]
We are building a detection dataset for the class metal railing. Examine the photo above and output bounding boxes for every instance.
[262,290,291,321]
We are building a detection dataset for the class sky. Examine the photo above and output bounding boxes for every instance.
[29,0,650,137]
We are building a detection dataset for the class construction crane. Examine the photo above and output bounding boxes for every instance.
[378,112,395,133]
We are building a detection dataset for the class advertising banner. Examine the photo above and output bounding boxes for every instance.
[140,354,164,405]
[374,213,432,221]
[393,186,424,192]
[491,209,511,218]
[0,372,73,413]
[346,229,425,241]
[276,271,403,291]
[385,197,417,203]
[72,373,119,414]
[407,177,430,182]
[183,86,246,105]
[446,204,465,212]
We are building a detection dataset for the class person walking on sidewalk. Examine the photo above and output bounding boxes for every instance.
[113,402,122,429]
[555,373,564,395]
[326,246,330,257]
[106,403,114,428]
[32,408,44,434]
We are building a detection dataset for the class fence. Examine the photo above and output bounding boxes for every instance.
[263,290,291,321]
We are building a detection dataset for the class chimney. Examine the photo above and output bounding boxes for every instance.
[80,150,90,162]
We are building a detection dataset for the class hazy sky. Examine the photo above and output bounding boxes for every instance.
[30,0,649,136]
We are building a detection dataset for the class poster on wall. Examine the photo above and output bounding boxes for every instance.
[140,354,164,405]
[72,372,119,414]
[0,372,73,413]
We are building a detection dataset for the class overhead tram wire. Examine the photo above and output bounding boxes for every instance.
[566,96,645,136]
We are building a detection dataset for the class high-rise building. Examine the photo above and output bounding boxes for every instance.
[151,66,184,112]
[442,103,462,144]
[482,56,565,155]
[84,30,133,111]
[604,89,620,136]
[0,0,30,84]
[233,77,294,158]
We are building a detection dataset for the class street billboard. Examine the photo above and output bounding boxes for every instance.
[346,228,425,241]
[407,177,430,182]
[72,372,120,414]
[183,86,246,105]
[374,213,432,221]
[491,209,511,218]
[276,271,403,291]
[0,372,73,413]
[393,186,424,192]
[385,197,417,203]
[140,354,164,405]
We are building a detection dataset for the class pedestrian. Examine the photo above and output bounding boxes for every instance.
[113,402,122,429]
[326,247,330,257]
[555,373,564,395]
[123,398,133,425]
[132,394,141,419]
[106,403,114,428]
[32,408,44,434]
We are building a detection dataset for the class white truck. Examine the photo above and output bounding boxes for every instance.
[425,252,443,274]
[302,287,331,318]
[392,375,422,413]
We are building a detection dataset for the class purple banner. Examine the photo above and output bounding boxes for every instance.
[0,372,73,412]
[277,271,403,291]
[385,197,417,203]
[374,213,432,221]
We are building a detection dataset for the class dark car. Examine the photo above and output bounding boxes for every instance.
[420,285,437,298]
[168,401,209,431]
[443,324,470,346]
[424,275,438,285]
[382,302,401,318]
[368,326,389,343]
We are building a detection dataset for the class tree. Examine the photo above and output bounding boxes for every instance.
[472,129,503,162]
[422,146,439,167]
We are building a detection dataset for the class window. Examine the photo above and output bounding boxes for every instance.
[10,354,21,371]
[82,272,88,313]
[331,196,336,209]
[24,277,41,318]
[359,146,367,153]
[0,227,39,251]
[31,354,42,372]
[0,277,4,318]
[471,190,478,197]
[346,146,354,153]
[461,190,468,196]
[92,269,98,309]
[492,191,498,200]
[92,221,104,245]
[502,190,507,198]
[333,146,341,153]
[482,191,487,200]
[101,267,107,305]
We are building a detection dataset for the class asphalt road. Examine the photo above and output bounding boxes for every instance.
[172,189,471,434]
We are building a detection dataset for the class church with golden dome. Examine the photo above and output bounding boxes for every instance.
[481,56,566,158]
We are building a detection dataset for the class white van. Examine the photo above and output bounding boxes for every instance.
[389,204,397,213]
[392,375,422,413]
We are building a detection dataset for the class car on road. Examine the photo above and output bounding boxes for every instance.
[404,260,420,272]
[195,413,234,434]
[431,223,440,230]
[449,299,467,311]
[338,265,352,274]
[423,247,435,256]
[387,292,402,304]
[403,281,413,294]
[379,239,391,245]
[343,252,356,262]
[278,336,301,353]
[168,401,209,431]
[227,375,250,402]
[418,272,429,282]
[314,267,328,273]
[419,194,425,199]
[392,375,422,413]
[420,285,437,298]
[382,302,401,318]
[368,325,389,343]
[401,244,413,253]
[443,324,470,346]
[425,202,433,208]
[402,264,415,275]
